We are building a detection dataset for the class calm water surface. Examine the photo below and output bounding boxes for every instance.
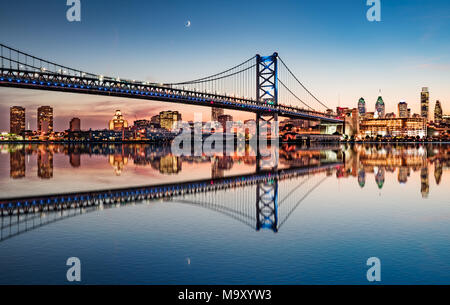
[0,143,449,284]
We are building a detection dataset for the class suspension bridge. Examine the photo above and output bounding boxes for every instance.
[0,44,343,125]
[0,44,345,236]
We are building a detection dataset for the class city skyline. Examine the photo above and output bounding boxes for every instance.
[1,88,447,133]
[0,0,449,131]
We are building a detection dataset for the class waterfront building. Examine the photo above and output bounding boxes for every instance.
[385,112,396,119]
[362,112,375,120]
[159,111,181,131]
[150,115,160,125]
[443,115,450,125]
[134,119,152,129]
[109,110,128,131]
[70,118,81,132]
[375,96,385,118]
[336,107,349,118]
[398,101,408,118]
[434,100,443,124]
[360,117,427,138]
[342,108,359,138]
[37,106,53,134]
[421,87,429,120]
[358,98,366,115]
[10,106,26,135]
[407,109,411,118]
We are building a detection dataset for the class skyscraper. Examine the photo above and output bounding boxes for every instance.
[421,87,429,120]
[159,111,182,131]
[37,106,53,133]
[375,96,385,118]
[358,98,366,115]
[109,110,128,131]
[70,118,81,131]
[398,101,408,118]
[434,100,443,124]
[10,106,26,135]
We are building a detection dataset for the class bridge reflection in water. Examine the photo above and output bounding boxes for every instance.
[1,143,449,242]
[0,143,343,241]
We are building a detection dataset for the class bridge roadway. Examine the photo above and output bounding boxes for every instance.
[0,68,343,123]
[0,162,342,216]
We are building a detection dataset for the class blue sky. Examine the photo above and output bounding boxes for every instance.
[0,0,449,130]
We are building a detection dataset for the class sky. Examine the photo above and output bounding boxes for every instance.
[0,0,449,131]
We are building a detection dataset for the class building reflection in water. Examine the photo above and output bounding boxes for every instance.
[3,143,450,198]
[70,153,81,168]
[109,154,128,176]
[421,167,429,198]
[153,155,182,175]
[358,169,365,188]
[339,144,449,197]
[434,161,442,185]
[397,167,410,184]
[10,148,26,179]
[375,167,385,189]
[37,148,53,179]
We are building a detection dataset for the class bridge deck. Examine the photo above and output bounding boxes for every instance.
[0,69,343,123]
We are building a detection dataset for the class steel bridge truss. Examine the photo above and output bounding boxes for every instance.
[0,44,343,123]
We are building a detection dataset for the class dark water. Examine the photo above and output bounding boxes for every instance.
[0,143,449,284]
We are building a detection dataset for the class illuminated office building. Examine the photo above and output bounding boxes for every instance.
[398,101,408,118]
[109,110,129,131]
[150,115,160,125]
[37,106,54,133]
[358,98,366,115]
[159,111,181,131]
[70,118,81,132]
[360,117,427,138]
[421,87,429,120]
[10,106,26,135]
[434,100,443,124]
[375,96,385,118]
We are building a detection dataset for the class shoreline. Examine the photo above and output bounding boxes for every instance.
[0,140,449,145]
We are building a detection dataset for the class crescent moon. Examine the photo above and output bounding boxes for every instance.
[185,20,191,28]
